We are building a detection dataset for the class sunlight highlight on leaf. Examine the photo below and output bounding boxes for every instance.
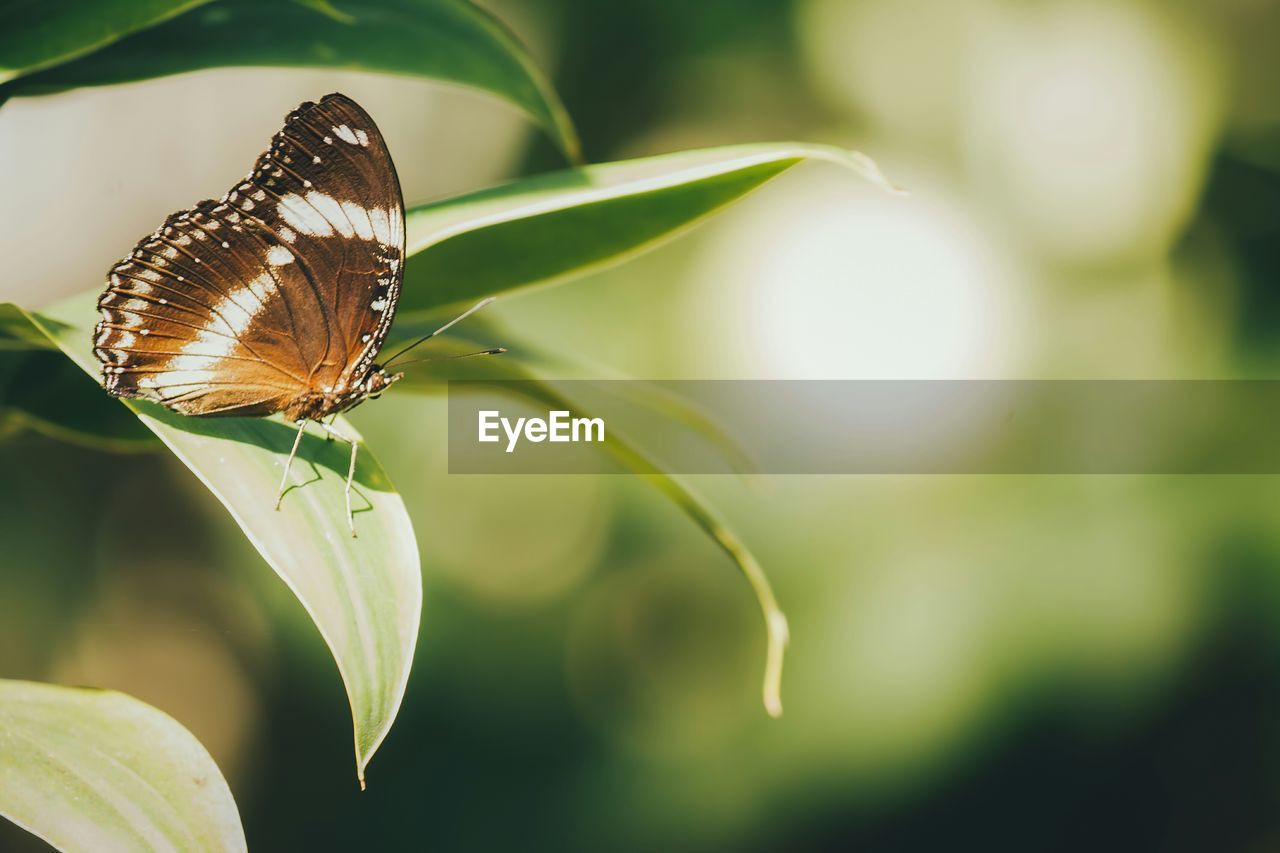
[400,142,900,313]
[0,679,246,853]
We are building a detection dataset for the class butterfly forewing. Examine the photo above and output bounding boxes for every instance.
[94,93,406,420]
[242,94,406,390]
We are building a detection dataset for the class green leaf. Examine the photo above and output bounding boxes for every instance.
[0,678,245,853]
[395,338,789,716]
[383,314,757,476]
[290,0,357,25]
[0,303,56,350]
[0,0,215,85]
[0,349,158,452]
[7,297,421,787]
[3,0,580,161]
[399,142,899,314]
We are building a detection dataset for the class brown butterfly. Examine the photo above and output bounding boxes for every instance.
[93,93,495,534]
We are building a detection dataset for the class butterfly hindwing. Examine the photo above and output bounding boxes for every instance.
[94,93,406,419]
[95,204,316,416]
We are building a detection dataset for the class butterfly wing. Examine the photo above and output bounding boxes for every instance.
[241,93,406,394]
[95,201,318,417]
[94,93,406,419]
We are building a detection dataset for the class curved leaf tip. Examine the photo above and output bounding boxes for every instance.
[700,501,790,718]
[765,611,790,718]
[819,147,908,196]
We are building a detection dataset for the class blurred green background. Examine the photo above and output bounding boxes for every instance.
[6,0,1280,850]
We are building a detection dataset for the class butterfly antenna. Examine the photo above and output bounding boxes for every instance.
[383,297,497,367]
[394,347,507,368]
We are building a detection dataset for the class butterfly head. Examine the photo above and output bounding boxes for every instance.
[338,365,402,410]
[361,365,403,400]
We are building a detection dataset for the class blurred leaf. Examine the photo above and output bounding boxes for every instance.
[395,338,789,716]
[4,297,421,787]
[517,344,759,477]
[0,0,214,85]
[0,349,158,452]
[384,314,757,475]
[0,304,56,351]
[0,678,246,853]
[290,0,356,24]
[3,0,580,160]
[399,142,899,314]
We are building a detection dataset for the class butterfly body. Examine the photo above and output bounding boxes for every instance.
[280,365,402,423]
[93,93,409,533]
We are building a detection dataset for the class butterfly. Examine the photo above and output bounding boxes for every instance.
[93,92,494,535]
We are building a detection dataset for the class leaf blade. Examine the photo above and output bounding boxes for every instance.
[399,142,898,313]
[11,296,421,786]
[4,0,580,160]
[0,348,159,452]
[0,679,246,853]
[0,0,215,85]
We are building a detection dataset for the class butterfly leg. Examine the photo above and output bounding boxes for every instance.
[275,419,308,510]
[320,421,361,537]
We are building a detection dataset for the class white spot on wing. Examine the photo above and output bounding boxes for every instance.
[368,207,393,246]
[333,124,359,145]
[341,201,374,240]
[305,191,352,238]
[277,193,334,237]
[267,245,293,266]
[138,370,219,390]
[244,272,274,304]
[147,271,277,383]
[275,193,392,245]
